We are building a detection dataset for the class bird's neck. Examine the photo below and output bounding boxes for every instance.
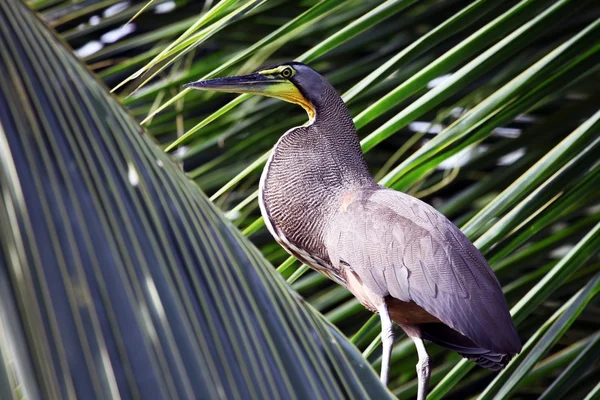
[270,88,374,192]
[310,111,372,185]
[258,89,375,265]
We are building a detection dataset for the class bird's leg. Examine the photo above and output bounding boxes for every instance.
[399,325,430,400]
[378,302,394,385]
[411,335,431,400]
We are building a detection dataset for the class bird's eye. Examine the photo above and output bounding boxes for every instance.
[281,67,293,78]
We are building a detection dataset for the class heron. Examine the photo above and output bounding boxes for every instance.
[185,62,521,399]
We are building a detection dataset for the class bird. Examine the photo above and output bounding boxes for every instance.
[185,62,522,399]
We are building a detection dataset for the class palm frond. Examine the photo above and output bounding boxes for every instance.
[0,1,392,398]
[22,0,600,397]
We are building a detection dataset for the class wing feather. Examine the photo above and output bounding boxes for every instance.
[326,187,521,355]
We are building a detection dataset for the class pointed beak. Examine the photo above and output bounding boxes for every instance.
[185,72,316,120]
[184,73,282,95]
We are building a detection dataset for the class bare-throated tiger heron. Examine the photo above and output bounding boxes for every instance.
[186,62,521,399]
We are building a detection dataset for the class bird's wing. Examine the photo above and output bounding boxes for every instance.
[325,187,520,354]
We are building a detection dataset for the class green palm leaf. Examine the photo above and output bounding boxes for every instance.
[17,0,600,398]
[0,1,391,398]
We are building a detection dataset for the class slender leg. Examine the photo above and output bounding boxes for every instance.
[411,336,431,400]
[378,302,394,385]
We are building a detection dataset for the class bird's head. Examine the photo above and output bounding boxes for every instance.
[185,62,327,120]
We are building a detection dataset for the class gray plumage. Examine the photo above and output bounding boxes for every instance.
[259,62,520,362]
[187,62,522,397]
[324,188,521,367]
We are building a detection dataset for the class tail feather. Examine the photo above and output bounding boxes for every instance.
[420,323,516,371]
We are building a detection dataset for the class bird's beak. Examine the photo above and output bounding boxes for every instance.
[185,72,279,94]
[185,73,315,119]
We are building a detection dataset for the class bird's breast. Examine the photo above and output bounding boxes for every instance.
[257,121,373,285]
[258,133,349,283]
[259,164,344,284]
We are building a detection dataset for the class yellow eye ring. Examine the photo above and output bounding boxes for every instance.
[281,67,293,78]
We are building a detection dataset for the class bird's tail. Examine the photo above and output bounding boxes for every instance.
[420,323,514,371]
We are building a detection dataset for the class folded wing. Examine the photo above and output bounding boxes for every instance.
[325,187,521,355]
